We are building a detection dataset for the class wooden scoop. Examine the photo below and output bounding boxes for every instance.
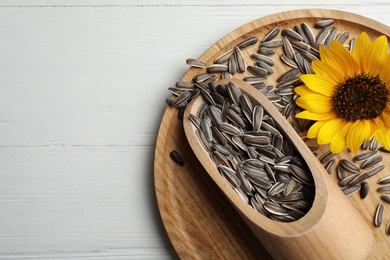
[183,78,373,260]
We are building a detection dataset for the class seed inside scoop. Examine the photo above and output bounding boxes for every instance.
[189,80,315,222]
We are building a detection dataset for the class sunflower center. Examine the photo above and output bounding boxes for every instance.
[332,74,388,121]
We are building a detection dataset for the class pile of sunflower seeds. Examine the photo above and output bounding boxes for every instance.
[167,19,390,229]
[189,80,315,222]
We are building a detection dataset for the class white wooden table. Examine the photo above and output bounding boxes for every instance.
[1,1,390,259]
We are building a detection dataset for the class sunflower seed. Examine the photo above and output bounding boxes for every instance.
[282,28,303,41]
[325,159,336,174]
[258,46,276,55]
[245,173,272,190]
[359,182,369,199]
[237,36,258,49]
[290,38,311,52]
[228,55,237,75]
[169,150,185,166]
[294,51,305,72]
[200,119,212,142]
[369,138,379,150]
[214,49,234,64]
[315,19,335,28]
[196,129,212,152]
[336,31,349,44]
[256,61,274,74]
[224,108,246,128]
[263,201,289,216]
[247,65,268,77]
[378,176,390,185]
[234,46,246,73]
[289,164,314,186]
[324,26,337,47]
[283,37,295,60]
[377,185,390,193]
[193,73,212,83]
[381,194,390,204]
[379,146,390,153]
[222,71,232,79]
[262,27,280,42]
[361,154,383,170]
[353,150,377,162]
[244,136,271,147]
[207,105,223,126]
[319,150,335,164]
[342,184,361,197]
[200,89,216,106]
[349,171,371,186]
[186,58,207,68]
[339,173,358,187]
[226,81,242,105]
[207,64,229,73]
[300,50,319,62]
[374,203,384,227]
[337,164,346,181]
[301,22,316,42]
[386,221,390,236]
[251,53,275,66]
[261,39,283,48]
[293,25,309,43]
[280,54,298,68]
[268,181,286,197]
[340,159,360,173]
[218,165,240,188]
[172,90,191,108]
[316,28,330,45]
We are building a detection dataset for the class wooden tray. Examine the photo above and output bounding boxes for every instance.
[154,9,390,259]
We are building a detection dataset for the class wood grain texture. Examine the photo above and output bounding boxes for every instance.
[1,1,390,259]
[155,9,390,260]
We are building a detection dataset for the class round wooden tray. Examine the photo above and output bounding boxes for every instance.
[154,9,390,259]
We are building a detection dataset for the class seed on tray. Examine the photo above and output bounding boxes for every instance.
[169,150,185,166]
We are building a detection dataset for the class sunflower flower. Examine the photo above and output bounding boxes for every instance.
[295,32,390,153]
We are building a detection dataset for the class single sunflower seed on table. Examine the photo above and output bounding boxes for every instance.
[381,194,390,204]
[360,154,383,169]
[359,182,369,199]
[378,176,390,185]
[342,184,361,197]
[340,159,360,173]
[169,150,185,166]
[374,203,384,227]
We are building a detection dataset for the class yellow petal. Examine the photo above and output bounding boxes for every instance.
[330,40,360,76]
[379,55,390,84]
[346,120,372,153]
[364,35,388,75]
[330,120,353,153]
[307,121,326,139]
[352,32,371,68]
[294,85,317,96]
[300,74,336,96]
[295,110,336,121]
[317,118,343,145]
[380,109,390,128]
[319,44,349,78]
[311,60,344,85]
[295,94,333,113]
[374,127,390,149]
